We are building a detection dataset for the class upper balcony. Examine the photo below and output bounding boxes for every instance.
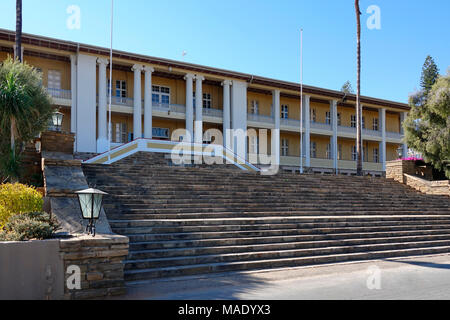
[46,88,71,106]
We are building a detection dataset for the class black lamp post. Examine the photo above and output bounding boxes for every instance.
[76,188,108,237]
[51,111,64,132]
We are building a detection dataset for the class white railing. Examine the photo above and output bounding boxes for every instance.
[363,129,382,138]
[107,96,134,107]
[46,88,71,100]
[311,121,332,131]
[386,131,403,140]
[203,108,223,118]
[281,118,301,127]
[247,113,274,124]
[153,103,186,114]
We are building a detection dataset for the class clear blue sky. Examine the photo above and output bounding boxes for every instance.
[1,0,449,103]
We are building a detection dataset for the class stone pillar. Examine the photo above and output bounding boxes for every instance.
[144,66,154,139]
[222,80,232,150]
[331,100,338,172]
[194,75,204,144]
[70,55,77,138]
[97,58,108,153]
[132,64,143,140]
[400,111,408,157]
[184,73,195,142]
[271,90,280,165]
[379,108,387,170]
[303,95,311,167]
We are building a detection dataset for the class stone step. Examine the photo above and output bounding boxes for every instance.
[129,229,450,251]
[124,245,450,281]
[128,233,450,260]
[116,222,450,237]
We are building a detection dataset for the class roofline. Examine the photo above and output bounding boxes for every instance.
[0,28,409,110]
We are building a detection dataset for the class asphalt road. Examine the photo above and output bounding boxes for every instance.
[119,254,450,300]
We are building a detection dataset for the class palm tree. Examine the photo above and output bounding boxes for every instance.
[355,0,363,176]
[15,0,22,63]
[0,58,53,181]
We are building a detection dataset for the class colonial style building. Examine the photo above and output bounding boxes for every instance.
[0,29,409,175]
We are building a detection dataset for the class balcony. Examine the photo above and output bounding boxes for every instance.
[247,113,275,126]
[107,96,134,108]
[46,88,71,106]
[386,131,404,141]
[281,118,302,128]
[203,107,223,119]
[311,121,332,132]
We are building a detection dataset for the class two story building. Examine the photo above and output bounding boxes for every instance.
[0,29,409,175]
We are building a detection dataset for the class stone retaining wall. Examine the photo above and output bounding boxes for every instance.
[403,174,449,196]
[386,160,449,196]
[60,235,129,300]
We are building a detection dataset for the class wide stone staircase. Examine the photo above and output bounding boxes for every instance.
[82,154,450,282]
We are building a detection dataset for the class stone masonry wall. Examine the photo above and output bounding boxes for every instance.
[60,235,129,300]
[404,174,450,196]
[41,131,75,154]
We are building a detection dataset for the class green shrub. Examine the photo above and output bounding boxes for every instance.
[0,183,43,229]
[0,212,59,241]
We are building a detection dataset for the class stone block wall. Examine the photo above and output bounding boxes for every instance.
[386,160,416,183]
[41,131,75,154]
[403,174,449,196]
[60,235,129,300]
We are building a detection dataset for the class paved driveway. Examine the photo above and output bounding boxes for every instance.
[117,254,450,300]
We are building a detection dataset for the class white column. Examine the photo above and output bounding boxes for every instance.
[303,95,311,167]
[271,90,281,165]
[331,100,338,172]
[194,75,205,144]
[132,64,143,140]
[96,58,109,152]
[231,80,248,160]
[76,54,97,152]
[400,111,408,157]
[144,66,154,139]
[184,73,195,142]
[379,108,387,171]
[13,45,24,61]
[70,55,77,136]
[222,80,232,150]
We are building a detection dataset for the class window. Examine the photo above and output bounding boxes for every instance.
[152,85,170,106]
[351,115,357,128]
[48,70,61,89]
[326,143,332,159]
[310,108,316,123]
[152,127,169,139]
[281,105,289,119]
[373,118,379,131]
[337,113,342,126]
[281,139,289,157]
[250,100,259,114]
[373,148,379,163]
[352,145,357,161]
[203,93,212,109]
[249,136,259,154]
[310,142,317,158]
[110,80,127,104]
[325,112,331,125]
[338,144,343,160]
[114,123,128,143]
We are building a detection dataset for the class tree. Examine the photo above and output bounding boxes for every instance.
[404,71,450,178]
[0,58,53,181]
[15,0,22,63]
[341,81,354,94]
[420,55,439,95]
[355,0,363,176]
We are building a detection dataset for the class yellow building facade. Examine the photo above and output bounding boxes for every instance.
[0,29,409,175]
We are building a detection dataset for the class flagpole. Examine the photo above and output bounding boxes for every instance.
[108,0,114,162]
[299,28,304,174]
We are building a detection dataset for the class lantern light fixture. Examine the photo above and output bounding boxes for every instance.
[76,188,108,237]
